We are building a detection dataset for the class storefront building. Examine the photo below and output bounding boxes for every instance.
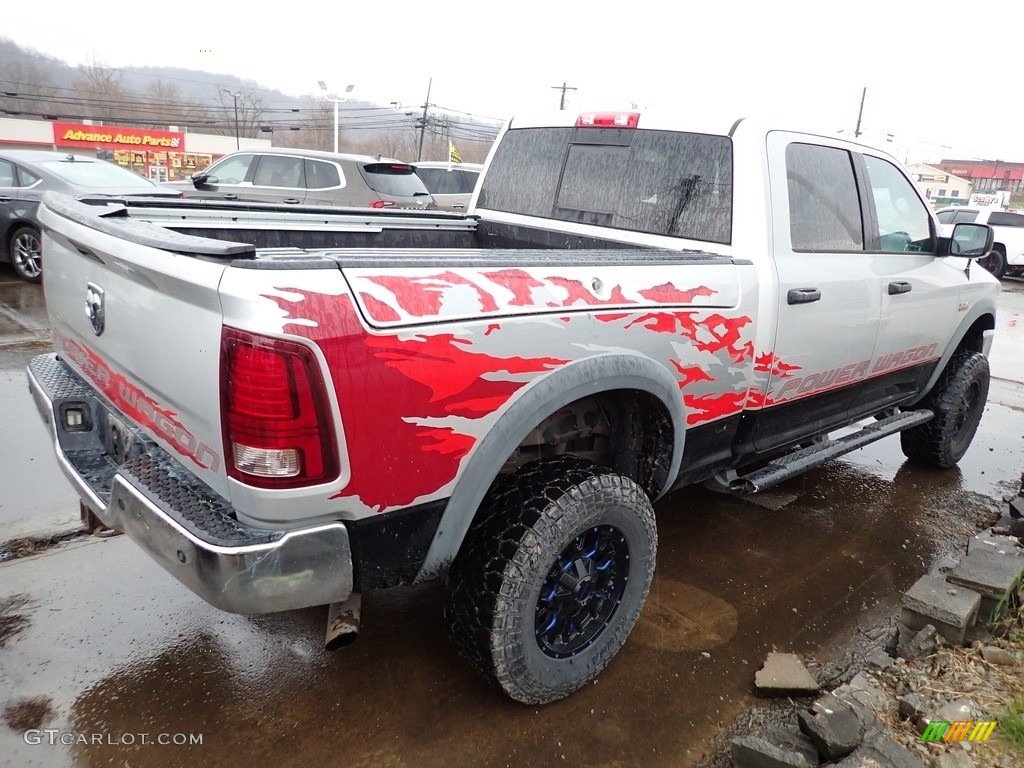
[0,117,270,181]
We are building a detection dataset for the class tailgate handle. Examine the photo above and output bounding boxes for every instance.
[787,287,821,305]
[284,197,301,204]
[223,194,239,200]
[888,281,912,295]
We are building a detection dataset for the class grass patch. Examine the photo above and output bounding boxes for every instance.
[1000,700,1024,755]
[0,594,34,648]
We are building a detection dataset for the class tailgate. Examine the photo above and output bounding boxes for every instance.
[38,194,244,498]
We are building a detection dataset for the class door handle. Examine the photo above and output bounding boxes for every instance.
[452,204,465,209]
[283,198,301,204]
[888,281,912,295]
[787,287,821,305]
[222,194,238,200]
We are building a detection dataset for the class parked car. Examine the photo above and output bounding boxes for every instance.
[164,148,435,210]
[0,150,181,283]
[412,161,483,211]
[936,206,1024,278]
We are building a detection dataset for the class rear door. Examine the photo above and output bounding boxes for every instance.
[750,134,882,451]
[245,154,307,204]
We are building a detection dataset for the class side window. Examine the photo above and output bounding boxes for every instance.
[304,159,343,189]
[862,155,934,253]
[458,170,481,194]
[205,154,254,185]
[936,211,956,224]
[988,212,1024,227]
[0,160,15,187]
[786,143,863,251]
[951,210,979,225]
[253,156,304,188]
[17,167,40,186]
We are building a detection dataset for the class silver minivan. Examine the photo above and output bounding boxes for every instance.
[167,148,435,209]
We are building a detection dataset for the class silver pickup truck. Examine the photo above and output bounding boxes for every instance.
[28,110,998,705]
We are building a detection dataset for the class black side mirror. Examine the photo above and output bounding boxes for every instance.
[945,222,994,258]
[190,172,209,188]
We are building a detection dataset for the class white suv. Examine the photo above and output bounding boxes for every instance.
[936,207,1024,278]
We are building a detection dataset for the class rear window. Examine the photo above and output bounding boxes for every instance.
[951,210,979,224]
[416,167,479,195]
[477,127,733,244]
[39,159,155,188]
[988,211,1024,227]
[359,163,430,198]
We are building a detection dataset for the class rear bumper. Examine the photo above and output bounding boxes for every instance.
[27,353,353,614]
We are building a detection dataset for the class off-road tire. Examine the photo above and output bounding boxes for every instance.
[9,225,42,283]
[979,246,1007,280]
[443,456,657,705]
[900,352,989,468]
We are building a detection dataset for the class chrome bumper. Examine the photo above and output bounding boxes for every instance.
[27,353,353,614]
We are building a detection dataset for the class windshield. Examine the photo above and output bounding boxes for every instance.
[39,159,156,188]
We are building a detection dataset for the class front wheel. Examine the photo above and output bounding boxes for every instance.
[978,246,1006,279]
[9,225,42,283]
[900,352,989,468]
[444,456,657,705]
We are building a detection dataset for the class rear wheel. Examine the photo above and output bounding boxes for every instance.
[9,225,42,283]
[978,246,1006,279]
[900,352,989,468]
[444,456,657,705]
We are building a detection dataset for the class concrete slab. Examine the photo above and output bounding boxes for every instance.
[901,576,981,644]
[754,652,819,698]
[967,529,1023,558]
[798,694,865,762]
[947,550,1024,622]
[731,735,812,768]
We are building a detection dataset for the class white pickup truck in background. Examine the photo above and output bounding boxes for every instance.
[936,206,1024,279]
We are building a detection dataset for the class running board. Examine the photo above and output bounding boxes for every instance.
[713,410,934,494]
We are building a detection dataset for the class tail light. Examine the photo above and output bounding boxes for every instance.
[221,327,338,489]
[371,199,395,209]
[576,112,640,128]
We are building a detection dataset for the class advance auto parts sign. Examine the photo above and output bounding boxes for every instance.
[54,121,183,151]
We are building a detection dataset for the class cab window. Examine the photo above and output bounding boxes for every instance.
[786,143,864,251]
[862,155,933,253]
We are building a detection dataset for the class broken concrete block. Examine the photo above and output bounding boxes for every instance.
[980,645,1015,665]
[797,694,865,762]
[934,698,975,723]
[845,672,888,711]
[967,529,1022,558]
[1010,495,1024,519]
[731,735,812,768]
[901,576,980,644]
[865,648,894,671]
[947,551,1024,623]
[754,652,818,697]
[833,733,928,767]
[936,752,975,768]
[760,725,818,767]
[898,692,927,721]
[896,623,938,661]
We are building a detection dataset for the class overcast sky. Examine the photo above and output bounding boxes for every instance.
[2,0,1022,163]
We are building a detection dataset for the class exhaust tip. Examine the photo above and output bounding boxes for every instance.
[325,594,361,651]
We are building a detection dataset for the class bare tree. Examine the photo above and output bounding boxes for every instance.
[212,87,265,141]
[143,81,210,129]
[71,54,133,121]
[0,57,62,120]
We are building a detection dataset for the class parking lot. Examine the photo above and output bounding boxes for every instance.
[1,266,1023,768]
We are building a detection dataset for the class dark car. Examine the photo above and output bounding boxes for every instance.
[163,148,435,210]
[0,150,180,283]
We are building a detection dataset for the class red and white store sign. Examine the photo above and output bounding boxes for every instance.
[53,121,184,151]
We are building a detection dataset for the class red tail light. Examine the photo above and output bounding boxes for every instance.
[221,327,339,489]
[576,112,640,128]
[371,199,395,209]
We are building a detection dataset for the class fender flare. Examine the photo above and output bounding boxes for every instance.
[905,299,997,407]
[414,353,686,581]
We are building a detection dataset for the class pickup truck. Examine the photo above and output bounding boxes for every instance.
[936,206,1024,279]
[28,110,999,706]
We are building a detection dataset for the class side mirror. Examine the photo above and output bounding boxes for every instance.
[945,223,994,258]
[190,172,210,188]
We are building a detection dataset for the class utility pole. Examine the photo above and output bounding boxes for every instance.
[854,86,866,138]
[416,77,432,162]
[222,89,241,149]
[551,81,577,110]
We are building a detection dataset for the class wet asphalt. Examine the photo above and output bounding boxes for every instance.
[0,265,1022,768]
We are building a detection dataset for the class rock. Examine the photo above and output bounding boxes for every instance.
[731,735,812,768]
[967,529,1023,557]
[980,645,1015,665]
[832,733,928,767]
[947,551,1024,623]
[896,623,938,661]
[898,692,927,721]
[963,622,995,646]
[936,751,975,768]
[1010,495,1024,519]
[866,648,895,671]
[933,698,975,723]
[760,725,818,767]
[884,627,900,656]
[846,672,888,711]
[901,576,981,645]
[797,695,865,762]
[754,652,819,697]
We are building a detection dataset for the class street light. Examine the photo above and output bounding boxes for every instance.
[222,89,241,150]
[318,81,355,154]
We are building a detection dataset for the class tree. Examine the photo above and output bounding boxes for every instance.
[71,54,132,121]
[212,87,265,142]
[142,81,210,130]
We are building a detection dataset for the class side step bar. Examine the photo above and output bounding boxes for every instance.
[714,409,934,494]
